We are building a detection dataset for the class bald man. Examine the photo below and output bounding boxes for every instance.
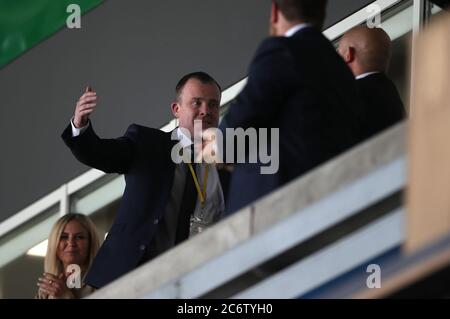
[338,25,405,141]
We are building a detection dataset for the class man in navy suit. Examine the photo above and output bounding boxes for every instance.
[62,72,226,288]
[338,25,406,141]
[219,0,362,214]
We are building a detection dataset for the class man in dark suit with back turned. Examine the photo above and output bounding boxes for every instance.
[338,25,406,141]
[62,72,226,289]
[218,0,363,214]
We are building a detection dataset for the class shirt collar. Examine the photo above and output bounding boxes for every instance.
[284,23,312,37]
[356,71,381,80]
[176,127,193,149]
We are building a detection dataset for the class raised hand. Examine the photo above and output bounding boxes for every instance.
[73,86,97,128]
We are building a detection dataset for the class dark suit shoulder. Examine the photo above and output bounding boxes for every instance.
[357,73,404,105]
[255,36,290,56]
[356,72,387,86]
[356,73,405,140]
[124,124,167,140]
[123,124,174,153]
[359,73,398,91]
[250,36,297,78]
[257,26,324,51]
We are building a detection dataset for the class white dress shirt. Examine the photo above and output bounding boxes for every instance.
[355,71,381,80]
[175,128,225,236]
[284,23,312,37]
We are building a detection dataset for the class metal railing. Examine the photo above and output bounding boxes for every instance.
[89,121,406,298]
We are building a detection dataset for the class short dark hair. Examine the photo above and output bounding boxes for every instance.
[273,0,328,28]
[175,72,221,101]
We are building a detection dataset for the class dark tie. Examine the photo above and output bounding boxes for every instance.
[175,162,198,244]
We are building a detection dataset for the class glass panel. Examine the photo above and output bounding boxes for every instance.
[70,174,124,217]
[0,205,59,298]
[383,1,414,109]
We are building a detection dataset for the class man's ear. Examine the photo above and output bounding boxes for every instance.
[171,102,180,118]
[270,1,279,25]
[346,46,356,64]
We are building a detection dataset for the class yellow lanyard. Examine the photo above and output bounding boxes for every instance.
[187,163,209,208]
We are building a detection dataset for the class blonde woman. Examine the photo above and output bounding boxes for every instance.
[36,213,100,299]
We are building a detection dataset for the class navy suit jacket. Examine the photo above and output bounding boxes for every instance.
[62,123,229,288]
[356,73,406,141]
[62,123,177,288]
[220,27,363,214]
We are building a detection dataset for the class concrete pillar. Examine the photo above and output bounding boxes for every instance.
[407,11,450,252]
